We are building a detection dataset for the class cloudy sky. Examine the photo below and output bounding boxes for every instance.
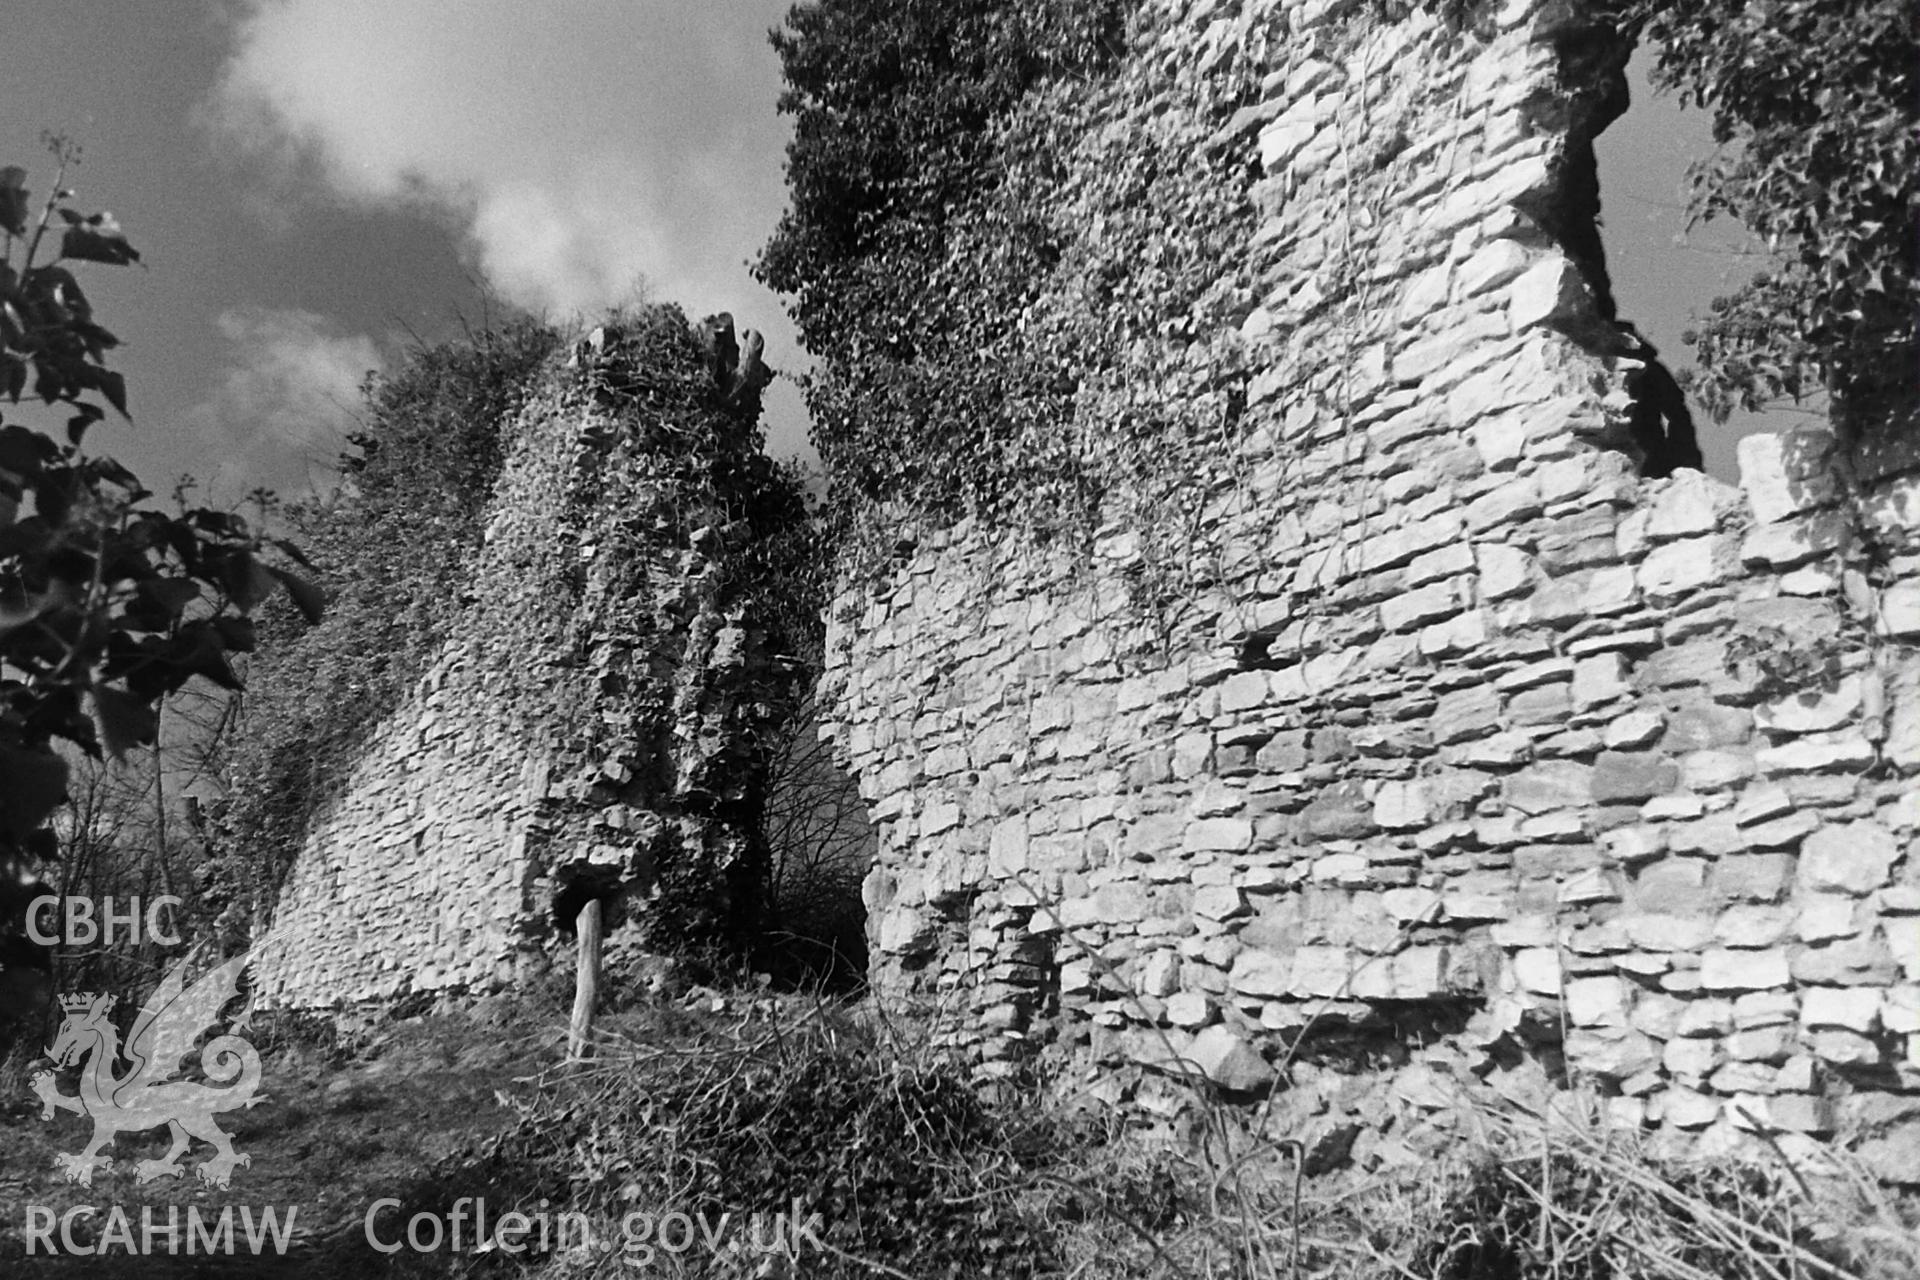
[0,2,1782,504]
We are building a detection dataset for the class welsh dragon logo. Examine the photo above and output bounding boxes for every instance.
[29,941,274,1189]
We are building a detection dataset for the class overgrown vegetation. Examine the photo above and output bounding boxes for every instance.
[12,978,1911,1278]
[208,303,841,965]
[1600,0,1918,443]
[759,0,1260,573]
[1,140,315,1052]
[208,313,561,925]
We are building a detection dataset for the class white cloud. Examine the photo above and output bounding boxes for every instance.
[186,307,381,496]
[207,0,795,322]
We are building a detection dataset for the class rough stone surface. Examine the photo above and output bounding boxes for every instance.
[257,320,798,1006]
[818,0,1920,1145]
[200,0,1920,1173]
[1184,1025,1276,1093]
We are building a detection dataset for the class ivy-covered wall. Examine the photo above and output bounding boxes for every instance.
[252,310,803,1007]
[821,0,1920,1173]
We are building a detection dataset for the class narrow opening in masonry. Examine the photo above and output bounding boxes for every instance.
[1591,45,1803,477]
[758,696,875,992]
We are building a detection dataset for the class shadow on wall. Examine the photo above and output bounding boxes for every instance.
[759,698,873,992]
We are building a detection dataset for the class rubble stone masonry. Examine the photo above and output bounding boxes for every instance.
[254,318,792,1008]
[823,0,1920,1167]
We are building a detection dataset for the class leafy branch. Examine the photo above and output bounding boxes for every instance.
[0,138,320,862]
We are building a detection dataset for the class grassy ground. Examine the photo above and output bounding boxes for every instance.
[1,980,1914,1279]
[0,996,545,1277]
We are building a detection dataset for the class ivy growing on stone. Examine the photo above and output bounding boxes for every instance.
[760,0,1264,607]
[209,315,562,919]
[757,0,1132,526]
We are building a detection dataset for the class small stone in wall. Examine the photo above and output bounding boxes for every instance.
[1796,896,1860,943]
[1184,1025,1274,1093]
[1646,471,1728,542]
[1512,948,1561,995]
[1742,509,1852,569]
[1299,781,1378,839]
[1591,751,1678,804]
[1800,987,1881,1035]
[1700,948,1792,992]
[1230,949,1292,999]
[1505,761,1593,814]
[1137,950,1182,998]
[1801,822,1898,896]
[1755,732,1876,775]
[1755,677,1865,735]
[1564,976,1630,1027]
[878,907,936,956]
[1508,256,1590,332]
[1567,1027,1660,1080]
[1879,581,1920,641]
[1166,990,1213,1028]
[1658,1087,1723,1129]
[1809,1029,1880,1067]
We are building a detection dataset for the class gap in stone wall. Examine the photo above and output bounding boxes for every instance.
[1592,46,1810,478]
[760,697,876,991]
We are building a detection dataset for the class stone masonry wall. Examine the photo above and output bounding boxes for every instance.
[255,313,794,1008]
[824,0,1920,1168]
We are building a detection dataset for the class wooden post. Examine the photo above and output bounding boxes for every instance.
[567,898,603,1061]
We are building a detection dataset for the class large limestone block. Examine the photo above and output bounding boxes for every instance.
[1737,429,1840,524]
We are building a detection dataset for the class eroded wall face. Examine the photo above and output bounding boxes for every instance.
[250,645,542,1005]
[255,322,791,1007]
[826,0,1920,1158]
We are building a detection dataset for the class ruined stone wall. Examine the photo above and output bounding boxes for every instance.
[255,314,795,1008]
[825,0,1920,1165]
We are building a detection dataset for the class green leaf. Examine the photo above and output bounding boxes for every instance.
[270,537,315,570]
[0,167,28,237]
[0,424,52,478]
[67,403,103,447]
[93,368,128,418]
[137,576,200,619]
[0,352,24,403]
[269,565,327,624]
[0,744,67,838]
[85,454,141,493]
[91,685,158,758]
[0,587,49,637]
[211,614,256,651]
[59,211,141,266]
[223,549,279,612]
